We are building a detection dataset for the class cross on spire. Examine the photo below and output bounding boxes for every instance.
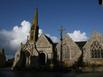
[59,26,65,33]
[59,26,65,40]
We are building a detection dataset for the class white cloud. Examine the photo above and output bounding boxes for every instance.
[39,29,43,36]
[67,30,88,42]
[11,20,31,48]
[0,20,44,50]
[0,20,44,59]
[0,20,31,59]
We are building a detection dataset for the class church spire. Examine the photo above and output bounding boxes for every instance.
[32,8,38,28]
[30,8,39,43]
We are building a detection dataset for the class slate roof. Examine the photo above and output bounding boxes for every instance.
[42,34,87,50]
[44,35,54,45]
[75,41,87,50]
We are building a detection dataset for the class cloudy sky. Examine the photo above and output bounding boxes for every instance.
[0,0,103,59]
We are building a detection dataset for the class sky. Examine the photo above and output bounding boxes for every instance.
[0,0,103,59]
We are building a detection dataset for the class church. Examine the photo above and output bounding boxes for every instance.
[12,8,103,71]
[12,8,55,70]
[83,32,103,66]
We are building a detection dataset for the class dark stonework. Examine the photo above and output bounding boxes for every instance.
[0,48,6,67]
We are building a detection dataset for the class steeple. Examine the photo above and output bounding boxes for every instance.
[30,8,39,43]
[33,8,38,27]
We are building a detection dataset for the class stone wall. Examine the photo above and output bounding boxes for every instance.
[57,35,81,67]
[83,32,103,66]
[36,34,53,63]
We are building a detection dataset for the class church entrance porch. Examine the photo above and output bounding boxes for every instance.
[39,53,46,66]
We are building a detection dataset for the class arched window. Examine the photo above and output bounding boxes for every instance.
[90,41,103,58]
[63,45,70,59]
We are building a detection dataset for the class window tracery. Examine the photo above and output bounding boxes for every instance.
[90,41,103,58]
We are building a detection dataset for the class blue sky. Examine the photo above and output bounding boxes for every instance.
[0,0,103,59]
[0,0,103,36]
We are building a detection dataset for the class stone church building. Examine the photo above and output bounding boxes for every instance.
[56,35,81,67]
[83,32,103,66]
[12,8,103,71]
[12,8,54,70]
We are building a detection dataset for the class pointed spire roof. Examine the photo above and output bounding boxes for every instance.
[32,8,38,30]
[30,8,39,42]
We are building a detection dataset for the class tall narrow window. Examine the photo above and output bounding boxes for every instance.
[63,45,70,59]
[90,41,103,58]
